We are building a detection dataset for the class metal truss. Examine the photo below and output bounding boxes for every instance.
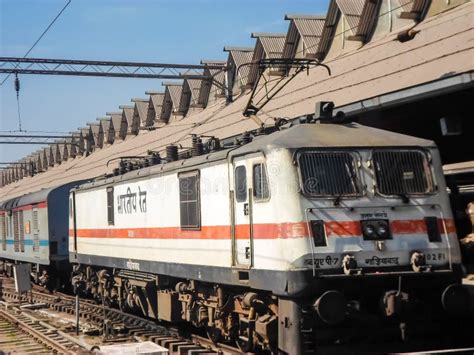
[0,134,71,145]
[0,57,226,81]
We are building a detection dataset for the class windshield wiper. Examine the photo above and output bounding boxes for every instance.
[396,193,410,204]
[333,193,343,206]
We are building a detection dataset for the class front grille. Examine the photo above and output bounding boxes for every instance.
[373,150,434,196]
[298,151,359,197]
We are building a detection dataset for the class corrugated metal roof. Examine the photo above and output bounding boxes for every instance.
[248,33,286,87]
[89,124,104,148]
[159,90,172,123]
[163,83,184,114]
[398,0,427,13]
[223,46,253,52]
[336,0,380,40]
[252,33,286,58]
[1,2,473,195]
[133,99,149,127]
[58,143,68,161]
[80,127,91,138]
[150,93,164,107]
[99,118,115,144]
[147,93,165,125]
[336,0,364,32]
[224,48,253,87]
[186,79,204,106]
[121,106,138,134]
[98,117,111,134]
[283,15,326,58]
[201,60,226,99]
[109,112,127,140]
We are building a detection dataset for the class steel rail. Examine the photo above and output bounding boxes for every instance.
[0,308,74,354]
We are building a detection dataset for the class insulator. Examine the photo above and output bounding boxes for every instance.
[14,74,20,94]
[151,153,161,164]
[166,145,179,162]
[192,135,204,157]
[208,137,221,151]
[241,132,252,145]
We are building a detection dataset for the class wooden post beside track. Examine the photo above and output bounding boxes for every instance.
[75,294,80,335]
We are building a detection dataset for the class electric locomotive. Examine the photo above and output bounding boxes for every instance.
[69,115,470,353]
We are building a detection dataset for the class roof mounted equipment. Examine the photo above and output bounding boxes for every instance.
[239,58,331,118]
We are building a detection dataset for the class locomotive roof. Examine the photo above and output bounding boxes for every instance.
[76,122,435,191]
[230,122,435,156]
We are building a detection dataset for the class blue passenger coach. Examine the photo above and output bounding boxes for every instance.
[0,182,78,286]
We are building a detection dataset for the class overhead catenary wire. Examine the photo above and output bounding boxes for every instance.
[2,0,419,187]
[0,0,72,86]
[204,0,415,102]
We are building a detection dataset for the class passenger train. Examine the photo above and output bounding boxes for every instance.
[0,113,471,353]
[0,183,79,288]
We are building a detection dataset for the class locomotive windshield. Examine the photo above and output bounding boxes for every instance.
[298,151,359,197]
[373,149,434,195]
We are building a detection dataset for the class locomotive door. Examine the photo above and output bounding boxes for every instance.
[231,157,254,267]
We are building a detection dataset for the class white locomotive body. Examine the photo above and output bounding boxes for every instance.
[69,122,468,353]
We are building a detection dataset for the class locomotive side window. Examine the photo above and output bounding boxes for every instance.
[235,166,247,202]
[179,171,201,230]
[107,187,114,225]
[253,163,270,201]
[373,150,434,196]
[298,151,359,197]
[1,214,6,251]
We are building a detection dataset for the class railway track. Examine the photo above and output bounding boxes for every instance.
[0,278,243,354]
[0,305,79,353]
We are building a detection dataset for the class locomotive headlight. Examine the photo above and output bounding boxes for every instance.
[362,224,375,237]
[376,224,389,238]
[361,220,391,240]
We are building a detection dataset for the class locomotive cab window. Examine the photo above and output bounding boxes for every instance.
[372,150,434,196]
[179,171,201,230]
[235,166,247,202]
[297,150,360,197]
[253,163,270,201]
[107,187,114,225]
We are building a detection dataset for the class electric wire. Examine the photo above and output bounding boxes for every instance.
[2,0,417,186]
[0,0,72,86]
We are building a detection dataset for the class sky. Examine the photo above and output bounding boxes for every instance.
[0,0,330,162]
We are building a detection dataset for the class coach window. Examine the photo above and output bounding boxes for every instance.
[253,163,270,201]
[179,171,201,230]
[235,166,247,202]
[107,187,114,225]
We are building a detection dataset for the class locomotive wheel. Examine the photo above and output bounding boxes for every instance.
[206,326,222,344]
[236,335,255,353]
